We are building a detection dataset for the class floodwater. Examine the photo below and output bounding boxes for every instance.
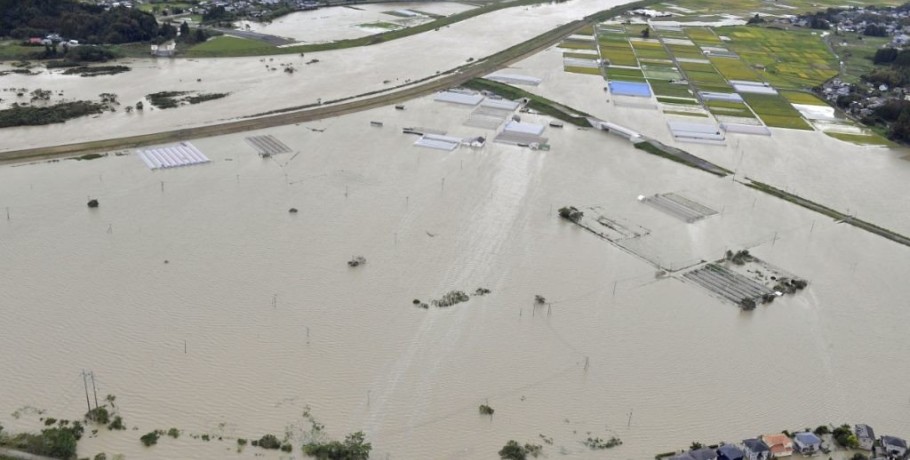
[499,47,910,236]
[0,0,632,153]
[2,93,910,459]
[236,2,476,43]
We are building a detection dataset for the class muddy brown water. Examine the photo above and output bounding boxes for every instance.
[1,95,909,459]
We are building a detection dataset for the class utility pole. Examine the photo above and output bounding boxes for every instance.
[90,371,99,410]
[81,370,92,413]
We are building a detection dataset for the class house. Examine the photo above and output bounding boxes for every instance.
[690,447,719,460]
[793,432,822,454]
[671,449,717,460]
[881,436,908,458]
[761,433,793,457]
[742,438,771,460]
[717,444,745,460]
[856,424,876,451]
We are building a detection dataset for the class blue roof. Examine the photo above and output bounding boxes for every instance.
[608,81,653,97]
[794,432,821,445]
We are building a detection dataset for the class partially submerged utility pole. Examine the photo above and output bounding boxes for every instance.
[81,370,92,413]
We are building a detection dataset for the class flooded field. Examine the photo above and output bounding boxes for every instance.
[0,0,630,153]
[496,47,910,235]
[236,2,477,43]
[2,93,910,459]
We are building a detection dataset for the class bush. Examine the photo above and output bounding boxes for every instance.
[167,428,179,438]
[10,427,79,459]
[107,416,125,431]
[237,438,247,446]
[256,434,280,450]
[85,407,109,425]
[557,206,583,222]
[479,404,495,415]
[585,436,622,449]
[0,100,107,128]
[499,440,528,460]
[431,290,469,308]
[303,431,371,460]
[140,431,159,447]
[833,424,859,448]
[280,443,292,452]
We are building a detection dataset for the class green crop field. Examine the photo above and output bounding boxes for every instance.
[137,2,194,13]
[826,131,892,146]
[642,65,682,80]
[686,69,729,87]
[606,67,646,81]
[741,93,813,129]
[667,45,706,60]
[831,34,891,84]
[185,36,274,57]
[780,90,828,106]
[649,80,693,98]
[599,40,638,66]
[718,27,838,89]
[634,0,901,25]
[635,48,671,60]
[563,51,600,60]
[686,28,722,46]
[705,99,756,118]
[565,65,603,75]
[710,57,762,81]
[558,40,597,50]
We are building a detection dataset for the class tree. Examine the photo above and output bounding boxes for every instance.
[690,441,704,450]
[194,28,207,43]
[140,431,160,447]
[747,13,765,24]
[813,425,831,435]
[499,440,527,460]
[159,23,177,40]
[863,24,887,37]
[179,21,190,38]
[35,427,77,459]
[641,27,650,38]
[302,431,371,460]
[832,424,859,448]
[874,47,899,65]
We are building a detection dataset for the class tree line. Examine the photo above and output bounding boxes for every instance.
[0,0,160,44]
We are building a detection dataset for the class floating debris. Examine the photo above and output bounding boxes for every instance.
[347,256,367,267]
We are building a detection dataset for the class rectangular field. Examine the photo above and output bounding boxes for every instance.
[740,93,812,130]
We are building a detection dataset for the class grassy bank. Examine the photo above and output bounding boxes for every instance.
[633,140,732,177]
[461,78,593,127]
